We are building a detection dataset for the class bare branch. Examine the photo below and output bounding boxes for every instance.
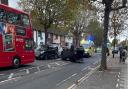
[111,6,128,11]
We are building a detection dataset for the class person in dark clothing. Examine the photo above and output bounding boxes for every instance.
[119,47,123,62]
[69,45,75,62]
[70,44,75,52]
[122,48,127,63]
[106,47,110,56]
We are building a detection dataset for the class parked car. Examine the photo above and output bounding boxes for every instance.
[35,45,58,60]
[112,47,119,54]
[48,43,62,57]
[96,47,102,53]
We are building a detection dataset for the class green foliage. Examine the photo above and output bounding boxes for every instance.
[19,0,78,32]
[111,38,118,46]
[87,19,103,46]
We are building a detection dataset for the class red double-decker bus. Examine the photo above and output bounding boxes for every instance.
[0,4,35,68]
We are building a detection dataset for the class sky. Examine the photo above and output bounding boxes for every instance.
[9,0,20,9]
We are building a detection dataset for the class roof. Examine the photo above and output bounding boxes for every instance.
[0,4,29,15]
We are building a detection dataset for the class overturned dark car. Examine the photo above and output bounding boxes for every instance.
[61,46,84,62]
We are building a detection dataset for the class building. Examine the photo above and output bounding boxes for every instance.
[0,0,8,5]
[33,30,73,47]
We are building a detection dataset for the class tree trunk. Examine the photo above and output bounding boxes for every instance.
[100,6,110,70]
[73,32,80,48]
[73,34,77,47]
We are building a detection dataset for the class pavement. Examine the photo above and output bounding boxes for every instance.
[71,54,128,89]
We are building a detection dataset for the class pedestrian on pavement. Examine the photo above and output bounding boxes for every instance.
[106,47,110,56]
[69,44,76,62]
[119,46,123,62]
[121,48,127,63]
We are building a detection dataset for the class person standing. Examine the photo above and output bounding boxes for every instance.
[106,47,110,56]
[119,46,123,62]
[122,48,127,63]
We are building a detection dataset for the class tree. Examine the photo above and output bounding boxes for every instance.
[90,0,128,70]
[87,19,103,47]
[111,38,118,46]
[19,0,76,45]
[68,0,96,47]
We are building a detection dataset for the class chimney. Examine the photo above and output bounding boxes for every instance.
[0,0,8,5]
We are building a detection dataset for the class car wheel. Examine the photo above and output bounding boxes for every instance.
[12,58,20,68]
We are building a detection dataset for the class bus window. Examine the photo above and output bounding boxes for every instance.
[4,34,15,51]
[0,9,6,22]
[25,39,33,50]
[21,15,30,27]
[6,12,20,25]
[16,26,26,36]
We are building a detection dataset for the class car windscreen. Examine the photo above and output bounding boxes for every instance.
[82,44,90,49]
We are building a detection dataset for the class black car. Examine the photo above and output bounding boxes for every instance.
[35,45,58,60]
[61,46,84,62]
[112,47,119,54]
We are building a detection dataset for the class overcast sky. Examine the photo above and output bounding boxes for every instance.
[9,0,20,9]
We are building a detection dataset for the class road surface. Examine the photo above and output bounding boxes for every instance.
[0,53,101,89]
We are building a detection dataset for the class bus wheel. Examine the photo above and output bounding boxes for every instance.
[13,58,20,68]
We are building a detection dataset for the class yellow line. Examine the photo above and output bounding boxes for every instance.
[67,65,100,89]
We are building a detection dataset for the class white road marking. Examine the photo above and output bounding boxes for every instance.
[34,70,45,74]
[67,84,76,89]
[71,73,77,77]
[26,69,29,74]
[82,67,88,71]
[37,67,40,71]
[19,67,36,72]
[55,62,60,65]
[56,73,77,86]
[117,78,120,82]
[118,75,120,78]
[8,73,14,79]
[116,83,119,88]
[0,77,20,85]
[81,66,90,71]
[48,64,51,68]
[77,65,100,85]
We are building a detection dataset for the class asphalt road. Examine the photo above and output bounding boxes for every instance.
[0,53,101,89]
